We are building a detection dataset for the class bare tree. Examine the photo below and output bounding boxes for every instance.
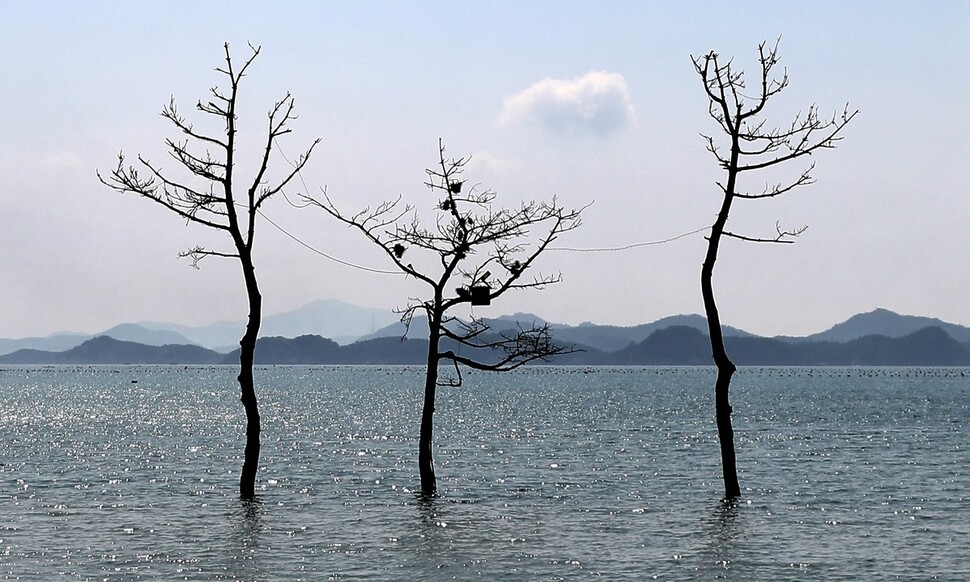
[99,43,320,499]
[692,40,856,498]
[309,140,583,496]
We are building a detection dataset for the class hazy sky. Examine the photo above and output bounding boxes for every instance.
[2,1,968,339]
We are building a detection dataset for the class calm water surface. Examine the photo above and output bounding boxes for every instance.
[1,365,967,580]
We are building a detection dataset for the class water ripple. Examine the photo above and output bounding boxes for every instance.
[1,365,968,580]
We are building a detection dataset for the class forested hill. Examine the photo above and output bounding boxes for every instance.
[1,326,968,366]
[605,326,970,366]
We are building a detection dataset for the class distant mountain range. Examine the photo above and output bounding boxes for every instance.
[2,304,970,366]
[135,299,401,348]
[0,299,400,355]
[357,312,756,352]
[787,308,970,344]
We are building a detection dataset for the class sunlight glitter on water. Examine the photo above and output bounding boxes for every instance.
[1,365,969,580]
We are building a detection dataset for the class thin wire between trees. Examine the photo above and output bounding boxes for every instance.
[267,142,711,270]
[259,206,710,271]
[256,209,402,275]
[549,226,710,252]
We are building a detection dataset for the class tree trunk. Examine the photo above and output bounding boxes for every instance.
[238,258,262,500]
[701,170,742,499]
[702,250,741,498]
[419,320,440,496]
[712,351,739,497]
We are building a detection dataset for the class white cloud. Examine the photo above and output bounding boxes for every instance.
[499,71,636,136]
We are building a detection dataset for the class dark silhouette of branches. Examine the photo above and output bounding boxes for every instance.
[308,140,584,495]
[692,39,856,499]
[100,44,318,265]
[99,42,319,499]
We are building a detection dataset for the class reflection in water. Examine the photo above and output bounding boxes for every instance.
[410,491,465,572]
[414,492,450,532]
[228,497,265,580]
[414,492,437,516]
[705,498,745,574]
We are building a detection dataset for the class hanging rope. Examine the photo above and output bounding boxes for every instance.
[549,226,709,252]
[256,141,401,274]
[257,209,402,275]
[268,142,709,268]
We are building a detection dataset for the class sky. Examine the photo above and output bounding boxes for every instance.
[2,1,969,339]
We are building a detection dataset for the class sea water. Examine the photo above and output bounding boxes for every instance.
[0,365,967,580]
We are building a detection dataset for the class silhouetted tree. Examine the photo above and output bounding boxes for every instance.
[310,140,583,495]
[99,43,319,499]
[692,41,856,498]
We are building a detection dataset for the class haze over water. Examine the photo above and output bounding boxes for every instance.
[2,365,967,580]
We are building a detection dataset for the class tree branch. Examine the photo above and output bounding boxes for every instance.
[723,222,807,244]
[314,140,585,375]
